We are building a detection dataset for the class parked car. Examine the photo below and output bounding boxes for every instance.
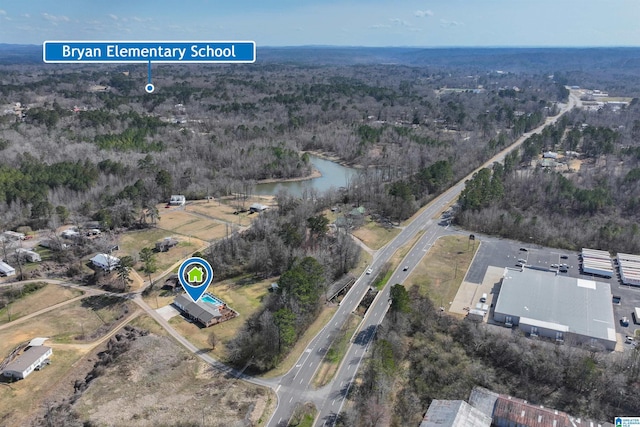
[560,255,569,259]
[366,268,373,275]
[621,317,630,327]
[402,266,409,271]
[519,247,528,252]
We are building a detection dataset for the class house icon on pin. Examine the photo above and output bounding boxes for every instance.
[187,266,204,284]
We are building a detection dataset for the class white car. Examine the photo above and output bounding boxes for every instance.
[366,268,373,275]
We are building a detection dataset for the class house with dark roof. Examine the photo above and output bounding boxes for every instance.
[173,294,237,327]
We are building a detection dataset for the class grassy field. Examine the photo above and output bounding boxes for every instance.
[288,402,317,427]
[313,313,361,387]
[168,277,272,359]
[351,219,401,250]
[0,296,134,356]
[0,283,82,325]
[0,348,84,427]
[407,235,478,308]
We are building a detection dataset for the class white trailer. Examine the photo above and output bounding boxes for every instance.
[0,261,16,276]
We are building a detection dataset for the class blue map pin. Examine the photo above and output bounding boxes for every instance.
[178,257,214,302]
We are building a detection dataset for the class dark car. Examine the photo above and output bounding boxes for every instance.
[402,266,409,271]
[560,255,568,259]
[519,247,528,252]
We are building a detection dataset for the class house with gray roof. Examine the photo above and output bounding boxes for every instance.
[2,346,52,380]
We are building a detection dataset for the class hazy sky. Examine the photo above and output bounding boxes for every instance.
[0,0,639,47]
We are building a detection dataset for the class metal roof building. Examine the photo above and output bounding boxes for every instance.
[2,346,52,379]
[494,269,616,350]
[420,400,491,427]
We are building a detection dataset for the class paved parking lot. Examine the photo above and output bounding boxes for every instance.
[463,235,640,349]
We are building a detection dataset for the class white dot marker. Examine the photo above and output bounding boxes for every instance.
[145,83,155,93]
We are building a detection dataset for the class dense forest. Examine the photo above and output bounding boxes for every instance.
[342,286,640,426]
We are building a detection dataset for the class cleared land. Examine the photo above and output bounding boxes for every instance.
[407,235,478,310]
[71,329,275,427]
[0,283,82,325]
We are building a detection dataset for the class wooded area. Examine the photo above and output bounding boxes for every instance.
[0,62,565,229]
[342,287,640,426]
[458,99,640,253]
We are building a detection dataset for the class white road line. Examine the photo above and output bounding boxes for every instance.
[289,396,294,403]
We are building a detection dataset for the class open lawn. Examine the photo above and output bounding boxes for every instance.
[351,219,401,250]
[0,348,83,427]
[407,235,478,309]
[0,284,82,325]
[158,203,244,241]
[187,196,274,225]
[117,227,208,282]
[0,296,134,357]
[168,277,272,360]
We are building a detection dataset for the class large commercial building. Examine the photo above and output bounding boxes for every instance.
[493,269,616,350]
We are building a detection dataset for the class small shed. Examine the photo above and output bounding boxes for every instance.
[169,195,186,206]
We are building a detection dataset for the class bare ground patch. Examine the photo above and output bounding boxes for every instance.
[65,326,275,427]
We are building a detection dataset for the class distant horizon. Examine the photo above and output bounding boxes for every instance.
[0,1,639,47]
[3,43,640,50]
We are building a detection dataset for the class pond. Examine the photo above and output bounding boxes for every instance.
[254,155,359,197]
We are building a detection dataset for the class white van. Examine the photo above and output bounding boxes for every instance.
[480,293,487,303]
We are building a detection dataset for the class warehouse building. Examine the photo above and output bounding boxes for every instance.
[617,252,640,287]
[494,269,616,350]
[420,400,491,427]
[581,248,614,278]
